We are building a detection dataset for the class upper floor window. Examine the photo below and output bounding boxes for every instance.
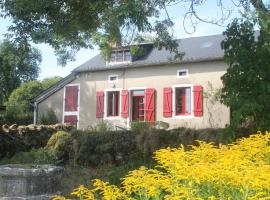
[109,50,131,64]
[177,69,188,78]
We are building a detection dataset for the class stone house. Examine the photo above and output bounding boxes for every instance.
[34,34,230,129]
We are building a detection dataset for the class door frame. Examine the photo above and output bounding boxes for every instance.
[62,83,80,128]
[127,87,146,126]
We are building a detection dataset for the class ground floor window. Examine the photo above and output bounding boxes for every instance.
[107,91,120,117]
[175,87,191,115]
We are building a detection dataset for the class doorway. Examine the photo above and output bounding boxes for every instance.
[131,90,145,121]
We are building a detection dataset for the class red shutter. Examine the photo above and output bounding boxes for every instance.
[163,87,172,117]
[65,86,78,112]
[193,85,203,117]
[121,90,129,118]
[64,115,77,127]
[145,88,155,122]
[96,91,104,118]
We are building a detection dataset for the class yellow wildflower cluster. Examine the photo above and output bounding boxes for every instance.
[53,132,270,200]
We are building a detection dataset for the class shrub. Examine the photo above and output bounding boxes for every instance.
[130,121,151,133]
[40,109,58,125]
[71,130,137,166]
[54,132,270,200]
[46,131,72,163]
[0,148,59,165]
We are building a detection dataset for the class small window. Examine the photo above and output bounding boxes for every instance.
[116,51,123,62]
[175,87,191,115]
[107,91,120,117]
[124,50,131,61]
[110,52,116,62]
[108,75,118,83]
[109,50,131,63]
[177,69,188,78]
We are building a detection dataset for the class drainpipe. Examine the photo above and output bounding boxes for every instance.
[33,102,37,125]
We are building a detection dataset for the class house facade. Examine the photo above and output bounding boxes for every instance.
[34,34,230,129]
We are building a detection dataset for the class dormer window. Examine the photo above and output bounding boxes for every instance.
[109,50,131,64]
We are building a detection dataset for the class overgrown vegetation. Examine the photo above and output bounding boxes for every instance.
[54,132,270,200]
[40,109,58,125]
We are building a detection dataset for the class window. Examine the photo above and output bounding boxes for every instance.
[175,87,191,115]
[108,75,118,83]
[107,91,120,117]
[177,69,188,78]
[109,50,131,63]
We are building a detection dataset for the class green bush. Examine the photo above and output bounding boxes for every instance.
[130,121,151,133]
[71,130,137,166]
[40,109,58,125]
[0,148,59,165]
[46,131,72,163]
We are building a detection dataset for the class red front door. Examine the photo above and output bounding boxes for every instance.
[132,95,145,121]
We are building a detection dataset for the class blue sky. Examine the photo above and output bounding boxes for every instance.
[0,1,240,80]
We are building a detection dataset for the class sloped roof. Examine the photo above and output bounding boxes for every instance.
[35,73,76,103]
[73,34,225,73]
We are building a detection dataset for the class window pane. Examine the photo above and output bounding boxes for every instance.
[185,88,191,114]
[107,91,119,116]
[175,87,191,115]
[175,88,184,115]
[179,71,187,76]
[116,51,123,62]
[110,52,116,62]
[124,50,131,61]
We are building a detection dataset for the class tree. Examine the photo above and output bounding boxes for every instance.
[0,39,41,104]
[221,16,270,130]
[5,76,62,122]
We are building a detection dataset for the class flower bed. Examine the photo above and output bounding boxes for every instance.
[54,132,270,200]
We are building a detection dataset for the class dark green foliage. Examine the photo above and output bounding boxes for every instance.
[130,121,151,133]
[72,130,137,166]
[0,40,41,104]
[0,0,182,64]
[0,126,66,159]
[56,128,231,167]
[40,109,58,125]
[221,17,270,130]
[0,148,59,165]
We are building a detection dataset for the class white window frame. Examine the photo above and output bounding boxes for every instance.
[172,84,194,119]
[104,88,122,120]
[127,87,147,127]
[108,74,119,83]
[107,50,132,65]
[177,69,189,78]
[62,83,80,128]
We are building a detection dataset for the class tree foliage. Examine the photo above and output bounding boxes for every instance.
[0,39,41,104]
[5,76,62,119]
[221,12,270,129]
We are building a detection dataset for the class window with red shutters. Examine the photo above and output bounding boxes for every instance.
[193,85,203,117]
[163,87,172,117]
[96,91,104,118]
[175,87,191,116]
[121,90,129,118]
[145,88,155,122]
[107,91,120,117]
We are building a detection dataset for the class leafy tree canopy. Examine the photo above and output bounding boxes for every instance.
[0,39,41,104]
[5,76,62,117]
[221,14,270,130]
